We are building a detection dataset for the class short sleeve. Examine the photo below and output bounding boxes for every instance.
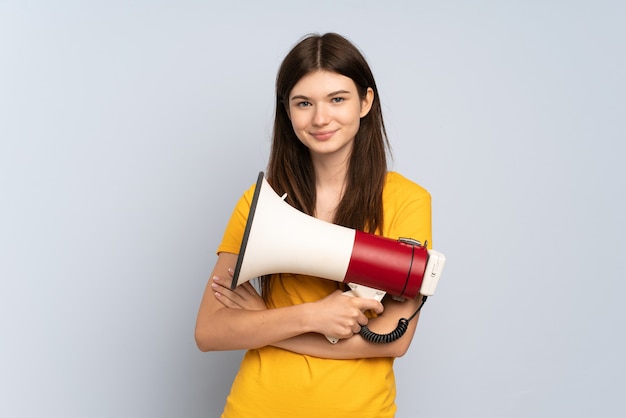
[382,172,433,249]
[216,183,256,255]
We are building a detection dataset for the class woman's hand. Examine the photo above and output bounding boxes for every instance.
[212,268,267,311]
[308,290,384,340]
[273,295,420,359]
[197,252,319,352]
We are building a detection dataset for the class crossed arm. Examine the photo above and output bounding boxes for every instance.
[194,252,422,359]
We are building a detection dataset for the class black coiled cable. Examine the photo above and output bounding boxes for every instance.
[359,295,428,344]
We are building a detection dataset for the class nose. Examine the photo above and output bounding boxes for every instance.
[312,104,330,126]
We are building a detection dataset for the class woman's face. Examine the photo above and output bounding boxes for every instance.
[287,70,373,162]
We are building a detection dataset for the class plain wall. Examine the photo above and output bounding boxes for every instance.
[1,1,624,417]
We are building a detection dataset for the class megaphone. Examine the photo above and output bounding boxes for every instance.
[231,172,446,343]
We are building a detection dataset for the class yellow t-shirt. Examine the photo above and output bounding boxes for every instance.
[217,172,432,418]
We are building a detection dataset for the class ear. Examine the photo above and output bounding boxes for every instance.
[359,87,374,118]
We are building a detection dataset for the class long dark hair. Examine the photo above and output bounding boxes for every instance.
[263,33,391,299]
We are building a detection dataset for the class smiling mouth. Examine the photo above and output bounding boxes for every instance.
[310,130,337,141]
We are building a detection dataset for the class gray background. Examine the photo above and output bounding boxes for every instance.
[1,1,624,417]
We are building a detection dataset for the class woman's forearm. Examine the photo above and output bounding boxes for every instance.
[195,253,319,351]
[273,330,404,359]
[196,303,316,351]
[272,297,422,359]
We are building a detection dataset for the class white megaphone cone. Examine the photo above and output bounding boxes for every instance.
[232,174,356,287]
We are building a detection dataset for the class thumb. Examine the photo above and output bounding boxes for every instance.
[354,297,384,315]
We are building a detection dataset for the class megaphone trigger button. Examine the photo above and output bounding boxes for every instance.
[431,260,439,277]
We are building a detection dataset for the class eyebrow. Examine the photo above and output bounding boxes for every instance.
[290,90,352,101]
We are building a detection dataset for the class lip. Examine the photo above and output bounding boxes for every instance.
[309,130,337,141]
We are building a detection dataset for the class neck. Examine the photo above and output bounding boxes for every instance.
[311,154,349,223]
[314,163,347,189]
[310,150,350,189]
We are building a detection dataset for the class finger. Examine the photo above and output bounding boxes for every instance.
[212,279,246,304]
[214,291,241,309]
[226,281,256,299]
[240,282,259,296]
[356,312,369,326]
[213,275,234,289]
[211,279,233,294]
[354,297,384,314]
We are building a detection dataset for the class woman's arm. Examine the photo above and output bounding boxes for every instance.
[194,252,383,352]
[273,296,422,359]
[211,266,422,359]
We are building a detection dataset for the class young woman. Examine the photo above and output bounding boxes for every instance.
[195,33,432,417]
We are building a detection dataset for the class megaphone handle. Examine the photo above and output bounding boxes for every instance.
[325,284,386,344]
